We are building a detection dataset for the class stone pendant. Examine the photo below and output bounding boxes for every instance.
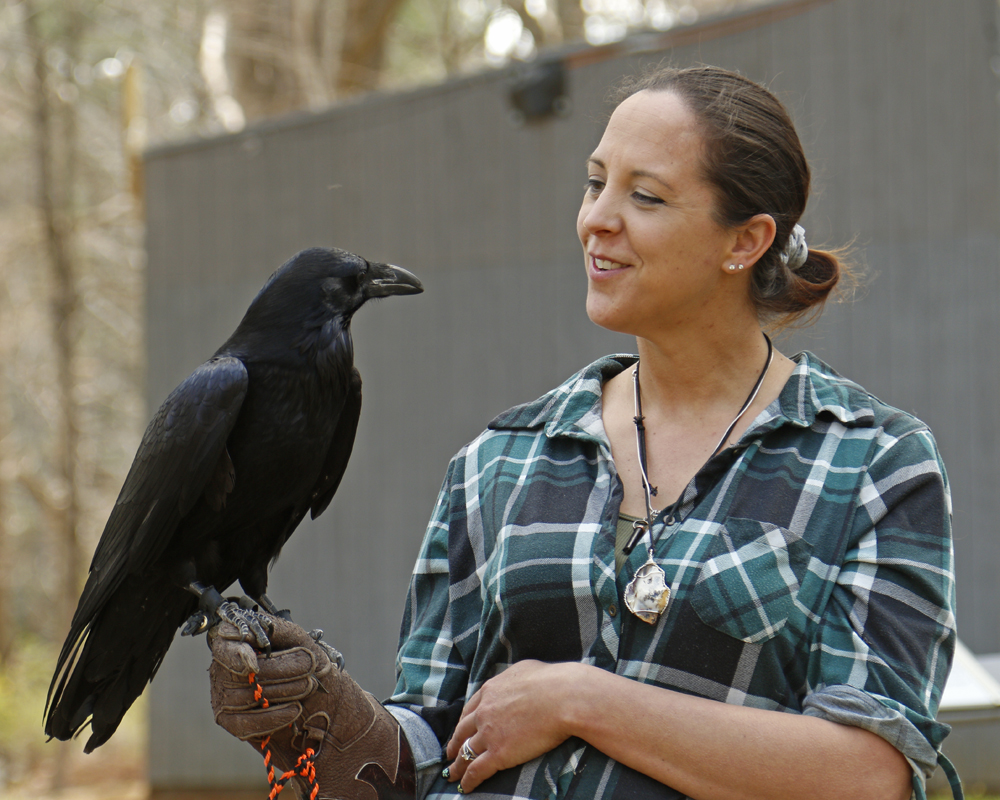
[624,554,670,624]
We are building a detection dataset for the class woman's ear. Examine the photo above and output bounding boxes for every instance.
[729,214,776,269]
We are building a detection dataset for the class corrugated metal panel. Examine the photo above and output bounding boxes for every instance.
[142,0,1000,787]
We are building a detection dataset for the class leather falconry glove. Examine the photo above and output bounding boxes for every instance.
[209,616,415,800]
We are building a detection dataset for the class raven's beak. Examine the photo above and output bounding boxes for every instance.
[364,262,424,298]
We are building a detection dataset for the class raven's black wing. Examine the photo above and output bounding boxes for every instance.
[45,356,248,742]
[309,366,362,518]
[90,356,248,596]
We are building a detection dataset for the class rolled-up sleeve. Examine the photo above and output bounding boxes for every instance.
[803,425,956,797]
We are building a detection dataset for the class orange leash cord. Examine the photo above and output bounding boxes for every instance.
[249,671,320,800]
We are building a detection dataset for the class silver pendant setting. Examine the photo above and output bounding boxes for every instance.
[624,554,670,624]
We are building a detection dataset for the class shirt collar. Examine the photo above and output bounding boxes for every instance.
[488,354,635,442]
[775,351,876,429]
[488,351,876,440]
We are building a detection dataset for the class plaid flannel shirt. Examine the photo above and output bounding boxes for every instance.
[388,353,958,800]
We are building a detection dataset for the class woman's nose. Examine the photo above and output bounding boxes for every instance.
[580,191,622,236]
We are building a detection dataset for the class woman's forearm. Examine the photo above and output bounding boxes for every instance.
[563,663,911,800]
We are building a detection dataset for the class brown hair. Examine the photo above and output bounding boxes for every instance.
[616,65,847,327]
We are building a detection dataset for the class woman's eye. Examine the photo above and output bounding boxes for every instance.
[633,191,664,206]
[585,177,605,195]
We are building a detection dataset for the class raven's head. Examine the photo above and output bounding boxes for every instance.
[226,247,423,357]
[314,248,424,314]
[259,247,422,314]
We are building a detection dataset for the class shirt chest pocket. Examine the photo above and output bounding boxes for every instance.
[689,518,813,644]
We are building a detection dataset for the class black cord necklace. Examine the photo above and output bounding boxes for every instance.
[622,333,774,624]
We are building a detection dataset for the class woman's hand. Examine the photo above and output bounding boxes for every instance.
[443,660,585,793]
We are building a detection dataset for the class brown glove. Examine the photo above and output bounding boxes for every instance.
[209,616,415,800]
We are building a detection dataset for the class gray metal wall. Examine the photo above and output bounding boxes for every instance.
[142,0,1000,788]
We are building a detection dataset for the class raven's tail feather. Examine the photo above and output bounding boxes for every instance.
[45,576,196,751]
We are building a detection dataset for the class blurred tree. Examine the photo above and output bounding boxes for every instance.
[218,0,764,123]
[0,409,10,665]
[24,0,86,636]
[339,0,410,94]
[555,0,586,41]
[218,0,407,123]
[0,0,196,786]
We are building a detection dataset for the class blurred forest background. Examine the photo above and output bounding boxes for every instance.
[0,0,761,794]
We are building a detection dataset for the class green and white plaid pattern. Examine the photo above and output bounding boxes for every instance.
[389,353,957,800]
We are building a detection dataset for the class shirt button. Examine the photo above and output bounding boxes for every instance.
[608,604,617,617]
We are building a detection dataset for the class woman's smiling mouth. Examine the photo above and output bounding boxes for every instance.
[592,256,630,271]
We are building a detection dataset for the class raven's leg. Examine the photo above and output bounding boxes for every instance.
[180,581,273,650]
[255,593,292,621]
[252,593,344,668]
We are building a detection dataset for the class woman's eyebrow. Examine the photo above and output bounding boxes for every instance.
[631,169,675,193]
[587,157,675,193]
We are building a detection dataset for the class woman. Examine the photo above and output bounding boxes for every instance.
[208,66,960,800]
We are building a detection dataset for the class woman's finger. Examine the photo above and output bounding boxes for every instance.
[446,691,481,759]
[442,732,487,788]
[458,745,498,794]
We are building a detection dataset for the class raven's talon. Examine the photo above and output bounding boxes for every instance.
[249,617,272,655]
[217,600,272,652]
[309,629,345,670]
[218,601,251,638]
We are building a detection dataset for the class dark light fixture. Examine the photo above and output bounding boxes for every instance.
[508,59,570,125]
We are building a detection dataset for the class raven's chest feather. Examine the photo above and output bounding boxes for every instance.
[227,361,349,505]
[167,360,350,589]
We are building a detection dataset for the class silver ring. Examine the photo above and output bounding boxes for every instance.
[460,738,479,762]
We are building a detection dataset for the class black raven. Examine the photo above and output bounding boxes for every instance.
[44,247,422,752]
